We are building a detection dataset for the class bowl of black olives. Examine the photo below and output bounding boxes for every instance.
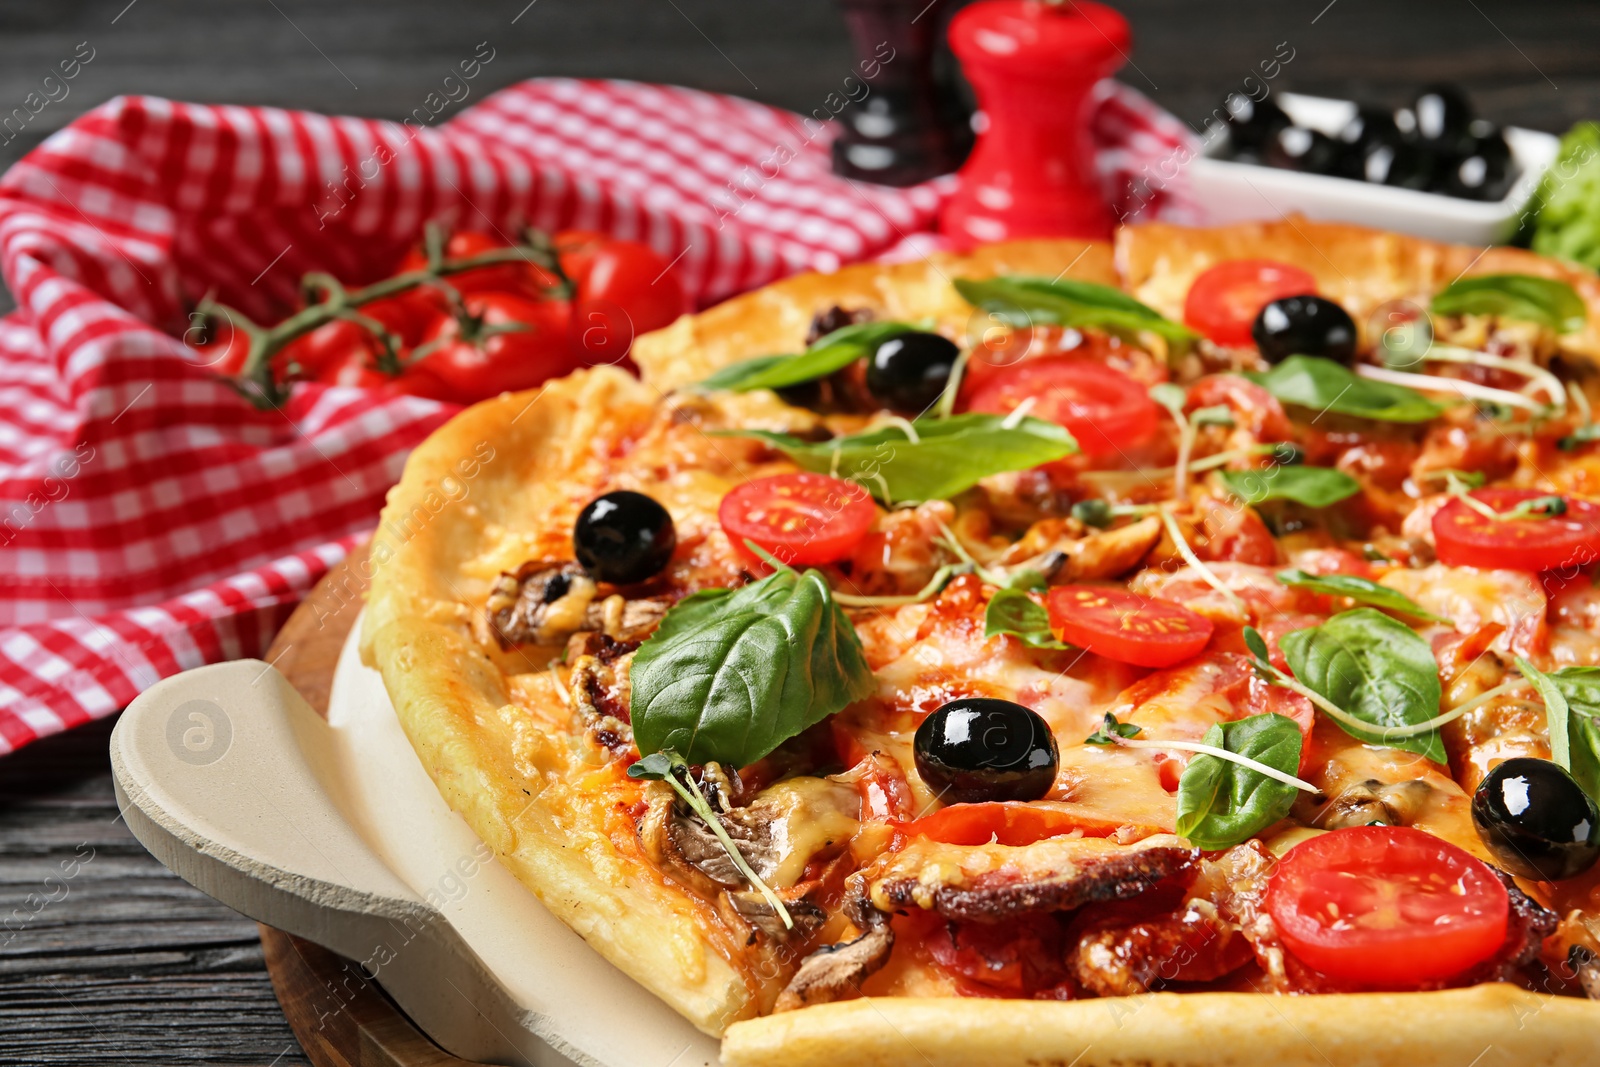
[1190,87,1559,245]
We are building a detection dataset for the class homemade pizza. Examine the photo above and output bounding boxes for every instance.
[360,219,1600,1065]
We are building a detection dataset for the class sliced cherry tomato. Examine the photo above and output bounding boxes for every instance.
[1432,488,1600,573]
[719,472,877,566]
[965,357,1160,459]
[1046,586,1214,668]
[896,801,1128,846]
[1267,825,1509,988]
[557,230,691,365]
[399,230,558,300]
[1183,259,1317,348]
[415,291,579,403]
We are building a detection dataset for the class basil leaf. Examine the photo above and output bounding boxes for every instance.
[1175,713,1303,850]
[1431,273,1587,335]
[699,322,915,392]
[1518,657,1571,770]
[954,275,1198,343]
[1275,569,1448,623]
[629,566,875,767]
[1279,608,1446,763]
[983,587,1068,649]
[1215,466,1360,507]
[718,414,1076,503]
[1245,356,1444,423]
[1539,666,1600,802]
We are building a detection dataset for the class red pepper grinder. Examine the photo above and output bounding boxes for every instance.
[941,0,1130,244]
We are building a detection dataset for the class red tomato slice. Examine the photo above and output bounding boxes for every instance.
[1432,488,1600,572]
[895,801,1127,846]
[1046,586,1214,668]
[719,473,877,566]
[965,357,1160,459]
[1183,259,1317,348]
[1267,826,1509,988]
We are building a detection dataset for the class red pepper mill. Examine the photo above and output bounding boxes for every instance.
[941,0,1130,244]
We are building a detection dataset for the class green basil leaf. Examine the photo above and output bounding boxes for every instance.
[1215,465,1361,507]
[1175,713,1303,850]
[1275,569,1448,623]
[1431,273,1587,335]
[1541,666,1600,802]
[954,275,1198,343]
[698,322,915,391]
[717,413,1077,503]
[1559,423,1600,451]
[1518,657,1571,770]
[983,587,1068,649]
[1245,356,1444,423]
[629,566,875,767]
[1279,608,1446,763]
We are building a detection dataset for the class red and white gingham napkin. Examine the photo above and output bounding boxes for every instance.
[0,77,1198,755]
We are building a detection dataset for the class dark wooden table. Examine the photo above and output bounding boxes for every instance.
[1,1,1596,1063]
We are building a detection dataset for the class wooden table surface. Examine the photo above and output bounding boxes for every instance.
[1,0,1596,1063]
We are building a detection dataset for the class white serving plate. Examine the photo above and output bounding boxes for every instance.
[1189,91,1559,244]
[109,612,720,1067]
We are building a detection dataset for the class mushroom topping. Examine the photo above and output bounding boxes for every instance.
[1316,778,1435,830]
[486,559,669,648]
[772,921,894,1012]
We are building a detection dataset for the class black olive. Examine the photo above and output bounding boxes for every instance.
[865,331,960,413]
[1409,84,1475,153]
[1473,757,1600,881]
[573,490,676,585]
[913,697,1059,804]
[1337,106,1404,154]
[1360,140,1435,190]
[1219,92,1291,155]
[1441,125,1515,201]
[1251,295,1358,366]
[1263,126,1346,176]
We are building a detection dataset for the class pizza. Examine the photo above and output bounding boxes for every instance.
[360,219,1600,1065]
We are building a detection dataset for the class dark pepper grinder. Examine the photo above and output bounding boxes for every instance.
[941,0,1129,243]
[831,0,973,187]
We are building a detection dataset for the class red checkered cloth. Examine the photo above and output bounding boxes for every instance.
[0,77,1198,755]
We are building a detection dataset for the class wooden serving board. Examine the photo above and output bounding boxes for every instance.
[259,544,484,1067]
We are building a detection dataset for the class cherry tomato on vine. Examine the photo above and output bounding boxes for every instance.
[320,349,454,401]
[1432,488,1600,572]
[184,313,250,375]
[1267,825,1509,988]
[415,292,579,403]
[398,230,559,300]
[965,357,1160,459]
[1184,259,1317,348]
[1045,586,1214,668]
[280,319,387,380]
[557,230,690,363]
[719,472,877,566]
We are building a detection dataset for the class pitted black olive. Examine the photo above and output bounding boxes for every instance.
[865,331,960,413]
[1473,757,1600,882]
[914,697,1059,804]
[574,490,676,584]
[1252,295,1358,366]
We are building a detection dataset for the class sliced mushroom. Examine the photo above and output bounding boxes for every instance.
[1002,515,1163,583]
[486,559,670,649]
[772,921,894,1013]
[1316,778,1435,830]
[1569,946,1600,1000]
[722,890,827,942]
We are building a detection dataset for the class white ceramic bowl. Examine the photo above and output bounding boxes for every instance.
[1189,92,1559,245]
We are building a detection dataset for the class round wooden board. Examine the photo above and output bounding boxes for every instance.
[258,544,488,1067]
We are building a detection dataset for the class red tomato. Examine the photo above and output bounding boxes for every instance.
[965,357,1160,459]
[557,230,690,364]
[415,292,579,403]
[1432,488,1600,573]
[399,230,558,299]
[185,313,249,375]
[719,473,877,566]
[281,318,385,380]
[1046,586,1214,668]
[896,802,1127,846]
[1267,826,1509,988]
[319,349,454,401]
[1184,374,1292,441]
[1183,259,1317,348]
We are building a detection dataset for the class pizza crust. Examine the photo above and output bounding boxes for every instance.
[364,223,1600,1052]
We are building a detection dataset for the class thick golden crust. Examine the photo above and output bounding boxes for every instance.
[722,987,1594,1067]
[1118,216,1600,359]
[633,239,1116,390]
